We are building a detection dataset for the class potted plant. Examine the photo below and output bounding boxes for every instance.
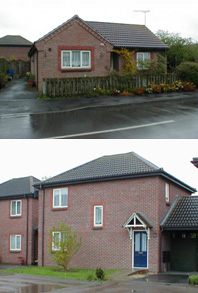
[27,73,35,87]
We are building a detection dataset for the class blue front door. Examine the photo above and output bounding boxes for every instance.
[134,231,147,268]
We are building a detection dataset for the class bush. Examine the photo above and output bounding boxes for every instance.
[87,273,97,281]
[96,268,105,280]
[176,62,198,86]
[189,275,198,285]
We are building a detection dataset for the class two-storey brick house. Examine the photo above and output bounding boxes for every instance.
[35,152,195,273]
[0,176,40,265]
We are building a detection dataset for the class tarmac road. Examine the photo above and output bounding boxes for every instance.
[0,79,197,139]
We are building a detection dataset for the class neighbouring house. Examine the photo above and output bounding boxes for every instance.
[0,35,32,61]
[191,157,198,168]
[0,176,40,265]
[34,152,196,273]
[28,15,168,91]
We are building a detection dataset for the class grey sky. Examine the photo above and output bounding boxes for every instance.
[1,139,198,194]
[0,0,197,43]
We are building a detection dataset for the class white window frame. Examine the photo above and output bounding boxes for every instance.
[61,50,91,69]
[11,200,22,216]
[10,234,21,251]
[53,188,68,209]
[137,52,151,69]
[52,231,67,251]
[165,183,170,203]
[94,205,103,227]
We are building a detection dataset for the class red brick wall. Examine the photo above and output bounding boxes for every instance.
[0,46,31,61]
[38,176,191,272]
[34,18,113,91]
[0,197,38,264]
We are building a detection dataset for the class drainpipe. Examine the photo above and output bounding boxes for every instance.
[25,195,29,265]
[41,185,45,267]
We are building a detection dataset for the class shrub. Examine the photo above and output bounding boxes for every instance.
[96,268,105,280]
[87,273,97,281]
[182,81,196,92]
[176,62,198,86]
[189,275,198,285]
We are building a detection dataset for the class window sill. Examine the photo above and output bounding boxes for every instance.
[93,227,103,230]
[61,68,91,73]
[9,250,21,253]
[10,215,22,218]
[52,207,68,211]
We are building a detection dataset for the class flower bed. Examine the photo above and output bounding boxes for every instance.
[90,80,196,98]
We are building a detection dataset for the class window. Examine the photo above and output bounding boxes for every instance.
[53,188,68,208]
[61,50,91,69]
[137,52,151,69]
[11,200,22,216]
[94,205,103,227]
[165,183,170,203]
[52,231,66,251]
[10,234,21,251]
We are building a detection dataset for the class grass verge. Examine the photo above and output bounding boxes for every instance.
[0,266,118,281]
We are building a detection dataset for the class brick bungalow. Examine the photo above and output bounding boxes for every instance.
[0,176,40,265]
[35,152,196,273]
[0,35,32,61]
[28,15,168,91]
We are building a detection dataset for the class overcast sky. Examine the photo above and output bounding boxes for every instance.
[1,0,198,43]
[0,139,197,194]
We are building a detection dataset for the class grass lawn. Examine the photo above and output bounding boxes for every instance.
[0,266,118,281]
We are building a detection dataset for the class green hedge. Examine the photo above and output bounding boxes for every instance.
[176,62,198,86]
[0,57,9,74]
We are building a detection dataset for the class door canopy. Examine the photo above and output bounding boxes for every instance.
[123,212,153,239]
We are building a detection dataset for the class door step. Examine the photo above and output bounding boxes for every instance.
[128,269,148,276]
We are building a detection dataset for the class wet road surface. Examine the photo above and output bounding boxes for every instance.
[0,272,197,293]
[0,79,197,139]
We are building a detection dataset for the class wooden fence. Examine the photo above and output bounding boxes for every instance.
[0,58,30,78]
[43,74,178,97]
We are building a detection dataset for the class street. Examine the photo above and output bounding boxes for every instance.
[0,79,197,139]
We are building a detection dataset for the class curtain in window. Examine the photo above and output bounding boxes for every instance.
[82,52,90,67]
[62,52,70,67]
[72,51,80,67]
[53,232,61,250]
[16,235,21,250]
[144,53,150,60]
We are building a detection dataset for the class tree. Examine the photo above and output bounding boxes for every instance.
[156,30,195,69]
[49,222,82,271]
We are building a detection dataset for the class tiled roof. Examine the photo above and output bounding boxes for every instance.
[40,152,161,186]
[0,176,40,197]
[191,157,198,168]
[161,196,198,229]
[0,35,32,46]
[35,15,168,50]
[86,21,168,49]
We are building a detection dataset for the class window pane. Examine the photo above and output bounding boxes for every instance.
[135,233,140,251]
[63,52,70,67]
[10,235,15,249]
[138,53,143,61]
[61,189,68,207]
[16,235,21,250]
[82,52,90,67]
[72,51,80,67]
[141,233,147,252]
[11,201,16,215]
[53,232,60,250]
[144,53,150,60]
[17,201,21,215]
[54,190,60,207]
[95,206,102,225]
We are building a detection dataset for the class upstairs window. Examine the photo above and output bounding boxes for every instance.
[53,188,68,208]
[137,52,151,69]
[11,200,22,216]
[94,205,103,227]
[61,50,91,69]
[10,234,21,251]
[165,183,170,203]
